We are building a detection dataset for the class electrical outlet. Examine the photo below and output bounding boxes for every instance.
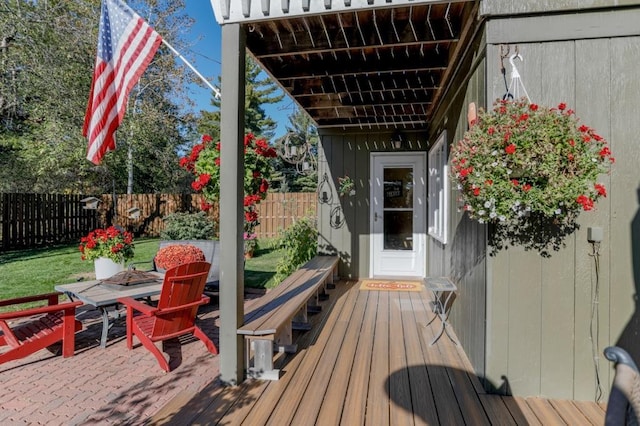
[587,227,603,243]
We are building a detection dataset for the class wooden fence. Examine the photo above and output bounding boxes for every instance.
[0,193,99,251]
[0,192,317,251]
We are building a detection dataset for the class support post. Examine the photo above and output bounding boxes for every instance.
[219,23,246,386]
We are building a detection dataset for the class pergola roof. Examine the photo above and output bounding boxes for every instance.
[211,0,480,130]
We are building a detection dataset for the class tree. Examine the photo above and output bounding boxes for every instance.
[0,0,195,195]
[196,56,284,140]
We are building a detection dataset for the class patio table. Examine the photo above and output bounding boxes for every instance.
[55,272,163,348]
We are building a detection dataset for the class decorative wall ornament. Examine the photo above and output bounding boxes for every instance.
[317,172,334,204]
[276,131,317,174]
[330,205,344,229]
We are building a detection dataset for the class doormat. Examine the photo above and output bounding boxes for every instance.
[359,280,423,292]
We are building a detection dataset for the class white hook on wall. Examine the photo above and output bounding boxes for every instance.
[507,53,531,103]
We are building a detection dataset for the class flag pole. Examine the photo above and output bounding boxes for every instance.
[162,39,221,99]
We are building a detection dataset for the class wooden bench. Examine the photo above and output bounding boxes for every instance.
[238,255,339,380]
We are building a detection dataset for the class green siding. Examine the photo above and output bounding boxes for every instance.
[429,31,489,387]
[484,15,639,399]
[318,131,429,279]
[481,0,640,16]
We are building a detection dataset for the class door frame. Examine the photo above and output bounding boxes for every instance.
[369,151,427,279]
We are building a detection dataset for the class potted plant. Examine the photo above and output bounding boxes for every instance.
[243,232,258,259]
[79,226,135,279]
[451,99,614,255]
[337,175,355,197]
[156,212,219,286]
[154,244,206,271]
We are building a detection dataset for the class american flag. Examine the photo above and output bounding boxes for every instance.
[83,0,162,165]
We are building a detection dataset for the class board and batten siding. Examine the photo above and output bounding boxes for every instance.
[482,22,640,400]
[317,130,429,279]
[426,31,489,388]
[481,0,640,16]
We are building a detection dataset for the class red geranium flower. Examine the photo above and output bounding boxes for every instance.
[505,144,516,155]
[595,184,607,197]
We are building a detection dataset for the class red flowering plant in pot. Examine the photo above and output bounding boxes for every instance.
[451,99,614,256]
[79,226,135,263]
[179,133,276,248]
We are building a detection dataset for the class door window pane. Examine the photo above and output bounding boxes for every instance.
[383,167,413,250]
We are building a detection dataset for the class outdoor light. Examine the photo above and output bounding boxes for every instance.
[317,172,333,205]
[330,205,344,229]
[276,132,317,174]
[392,131,404,150]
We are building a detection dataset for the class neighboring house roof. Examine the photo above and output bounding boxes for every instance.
[210,0,480,130]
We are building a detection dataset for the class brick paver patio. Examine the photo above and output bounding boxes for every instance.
[0,298,226,425]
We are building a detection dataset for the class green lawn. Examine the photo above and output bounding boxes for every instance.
[0,238,283,302]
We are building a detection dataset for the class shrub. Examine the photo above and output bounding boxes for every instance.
[160,211,216,240]
[274,216,318,282]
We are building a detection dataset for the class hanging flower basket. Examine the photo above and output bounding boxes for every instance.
[451,99,614,255]
[337,175,355,197]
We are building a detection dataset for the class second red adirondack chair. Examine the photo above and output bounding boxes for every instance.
[117,261,218,372]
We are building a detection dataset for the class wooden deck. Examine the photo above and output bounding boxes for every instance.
[151,280,606,425]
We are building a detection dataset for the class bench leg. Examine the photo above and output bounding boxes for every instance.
[293,306,311,329]
[275,323,299,351]
[326,268,337,289]
[247,339,280,381]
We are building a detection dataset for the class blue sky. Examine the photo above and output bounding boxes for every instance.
[180,2,293,140]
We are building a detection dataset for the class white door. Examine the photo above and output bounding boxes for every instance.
[370,153,426,278]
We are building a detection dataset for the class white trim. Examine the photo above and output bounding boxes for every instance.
[428,131,449,244]
[369,152,426,278]
[210,0,458,24]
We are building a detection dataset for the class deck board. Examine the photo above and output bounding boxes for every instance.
[411,290,467,425]
[366,290,390,425]
[156,279,607,425]
[389,292,414,425]
[402,292,438,426]
[263,280,351,426]
[341,289,378,426]
[289,280,359,424]
[315,282,369,425]
[503,395,544,425]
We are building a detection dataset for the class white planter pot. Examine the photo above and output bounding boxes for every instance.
[94,257,125,280]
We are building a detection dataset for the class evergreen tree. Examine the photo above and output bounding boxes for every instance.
[196,56,284,140]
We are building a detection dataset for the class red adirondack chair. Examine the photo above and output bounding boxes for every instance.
[117,261,218,372]
[0,292,83,365]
